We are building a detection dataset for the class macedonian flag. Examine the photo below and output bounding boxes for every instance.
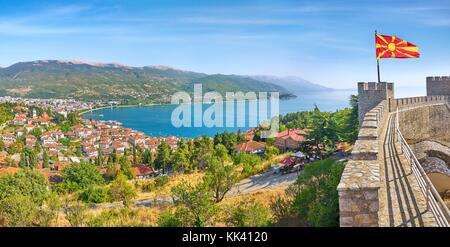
[375,33,419,59]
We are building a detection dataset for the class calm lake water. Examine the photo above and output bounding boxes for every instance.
[83,90,356,138]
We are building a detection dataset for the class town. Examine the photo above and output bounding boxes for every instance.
[0,96,182,181]
[0,96,318,184]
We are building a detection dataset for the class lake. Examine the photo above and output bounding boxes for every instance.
[83,89,356,138]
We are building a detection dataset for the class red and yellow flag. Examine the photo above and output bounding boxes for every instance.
[375,34,419,59]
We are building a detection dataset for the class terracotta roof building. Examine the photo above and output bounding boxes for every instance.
[235,141,266,154]
[274,129,307,152]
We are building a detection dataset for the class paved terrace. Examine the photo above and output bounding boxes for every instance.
[338,95,450,227]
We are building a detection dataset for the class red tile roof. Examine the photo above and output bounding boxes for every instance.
[235,141,266,152]
[276,129,307,142]
[132,164,155,176]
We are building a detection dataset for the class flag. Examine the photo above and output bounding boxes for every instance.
[375,34,419,59]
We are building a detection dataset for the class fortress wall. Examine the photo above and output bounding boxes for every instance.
[427,76,450,96]
[358,82,393,125]
[389,95,450,112]
[338,100,388,227]
[397,103,450,142]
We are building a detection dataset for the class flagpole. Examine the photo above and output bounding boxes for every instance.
[377,59,381,83]
[375,30,381,83]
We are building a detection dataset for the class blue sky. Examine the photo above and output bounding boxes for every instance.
[0,0,449,94]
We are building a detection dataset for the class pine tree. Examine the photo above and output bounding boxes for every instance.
[43,149,50,168]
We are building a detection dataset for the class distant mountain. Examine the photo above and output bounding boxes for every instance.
[249,75,332,92]
[0,60,295,103]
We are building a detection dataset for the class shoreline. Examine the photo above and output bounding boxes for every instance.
[79,97,297,116]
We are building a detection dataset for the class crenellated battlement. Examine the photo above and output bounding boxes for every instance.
[357,82,394,125]
[358,82,393,92]
[427,76,450,96]
[427,76,450,82]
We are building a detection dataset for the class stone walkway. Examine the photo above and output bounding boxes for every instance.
[378,113,438,227]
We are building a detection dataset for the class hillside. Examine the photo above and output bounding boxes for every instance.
[0,60,295,103]
[250,75,331,92]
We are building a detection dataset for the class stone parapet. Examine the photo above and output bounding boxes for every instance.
[389,95,450,112]
[338,100,387,227]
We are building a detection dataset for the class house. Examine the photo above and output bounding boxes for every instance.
[25,135,37,147]
[1,133,16,145]
[235,141,266,154]
[41,134,57,145]
[55,109,68,118]
[84,147,98,158]
[13,114,27,125]
[132,164,157,179]
[25,124,35,132]
[274,129,307,152]
[128,135,146,146]
[43,143,64,152]
[15,129,25,137]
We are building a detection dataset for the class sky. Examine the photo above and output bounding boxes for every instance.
[0,0,449,95]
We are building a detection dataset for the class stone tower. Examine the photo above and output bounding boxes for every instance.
[357,82,394,125]
[427,76,450,96]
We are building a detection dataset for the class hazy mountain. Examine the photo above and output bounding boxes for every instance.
[249,75,332,92]
[0,60,295,102]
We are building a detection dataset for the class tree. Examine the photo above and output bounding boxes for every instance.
[18,148,38,168]
[157,210,183,227]
[39,192,62,227]
[42,149,50,168]
[154,141,172,174]
[348,94,359,142]
[0,140,5,151]
[142,149,152,164]
[79,185,110,204]
[109,173,137,207]
[65,200,88,227]
[60,162,105,192]
[0,194,39,226]
[76,146,82,157]
[111,149,118,163]
[0,169,49,205]
[132,145,137,164]
[203,157,237,203]
[119,156,134,179]
[171,146,189,173]
[278,158,344,227]
[170,182,218,227]
[0,170,49,226]
[264,146,280,159]
[96,149,104,167]
[30,127,42,139]
[214,144,231,165]
[226,199,273,227]
[191,137,214,170]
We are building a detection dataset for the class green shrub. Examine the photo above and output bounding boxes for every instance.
[291,158,344,227]
[226,199,273,227]
[79,185,110,204]
[141,180,156,192]
[155,176,169,187]
[157,210,183,227]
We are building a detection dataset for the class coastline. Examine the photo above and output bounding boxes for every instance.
[79,96,298,116]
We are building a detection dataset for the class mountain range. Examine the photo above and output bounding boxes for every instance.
[0,60,329,103]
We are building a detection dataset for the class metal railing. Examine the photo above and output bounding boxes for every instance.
[395,108,450,227]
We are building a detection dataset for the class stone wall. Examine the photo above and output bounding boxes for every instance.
[358,82,394,125]
[389,95,450,112]
[394,97,450,142]
[427,76,450,96]
[338,100,387,227]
